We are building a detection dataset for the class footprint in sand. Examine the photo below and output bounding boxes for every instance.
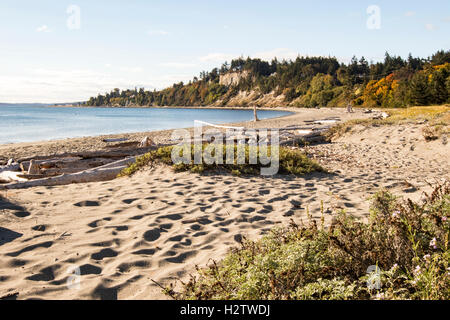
[6,241,53,257]
[132,249,156,256]
[31,224,48,232]
[91,248,119,261]
[7,259,28,267]
[73,200,100,207]
[26,266,59,282]
[117,260,151,273]
[164,251,196,264]
[12,211,30,218]
[79,264,102,275]
[122,198,138,205]
[0,227,23,246]
[143,229,161,242]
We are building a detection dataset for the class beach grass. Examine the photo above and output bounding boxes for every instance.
[326,105,450,140]
[120,144,325,177]
[168,182,450,300]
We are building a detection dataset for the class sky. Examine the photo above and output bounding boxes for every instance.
[0,0,449,103]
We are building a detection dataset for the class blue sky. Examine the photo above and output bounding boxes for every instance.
[0,0,449,103]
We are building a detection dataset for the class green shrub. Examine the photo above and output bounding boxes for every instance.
[120,144,325,177]
[168,182,449,300]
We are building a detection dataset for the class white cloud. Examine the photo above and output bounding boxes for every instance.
[199,53,237,63]
[36,25,51,33]
[405,11,416,17]
[159,62,197,68]
[253,48,298,61]
[119,66,143,73]
[199,49,299,64]
[148,30,170,36]
[425,23,436,31]
[0,68,156,103]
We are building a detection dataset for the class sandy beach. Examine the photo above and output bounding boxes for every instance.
[0,107,449,300]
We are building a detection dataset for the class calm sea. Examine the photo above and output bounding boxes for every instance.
[0,105,292,144]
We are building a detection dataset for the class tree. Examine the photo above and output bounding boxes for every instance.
[431,71,448,104]
[83,50,450,109]
[447,76,450,102]
[431,50,450,66]
[409,73,431,106]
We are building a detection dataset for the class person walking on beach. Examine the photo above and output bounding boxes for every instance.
[347,101,354,113]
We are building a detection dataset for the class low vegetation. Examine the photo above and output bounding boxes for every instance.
[167,182,450,300]
[120,144,325,177]
[325,105,450,140]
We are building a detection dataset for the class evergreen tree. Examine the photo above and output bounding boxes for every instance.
[410,73,431,105]
[431,71,448,104]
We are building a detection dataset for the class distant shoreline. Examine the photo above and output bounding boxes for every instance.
[49,104,301,113]
[0,107,369,163]
[0,106,296,146]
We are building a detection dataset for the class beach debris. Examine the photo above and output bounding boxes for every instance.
[0,171,29,183]
[27,160,40,175]
[363,109,373,114]
[313,119,340,125]
[372,112,390,120]
[280,131,327,146]
[253,104,260,122]
[193,120,245,130]
[102,138,129,143]
[139,136,153,148]
[7,159,14,166]
[0,156,140,190]
[0,162,20,174]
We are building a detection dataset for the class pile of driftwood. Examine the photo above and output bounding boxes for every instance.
[0,137,155,190]
[363,109,390,120]
[0,118,337,189]
[194,118,340,146]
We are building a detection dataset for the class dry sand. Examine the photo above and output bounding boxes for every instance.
[0,107,448,300]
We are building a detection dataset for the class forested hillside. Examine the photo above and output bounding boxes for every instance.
[85,50,450,108]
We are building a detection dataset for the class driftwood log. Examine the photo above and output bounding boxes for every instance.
[17,148,154,163]
[0,163,20,174]
[280,132,327,146]
[102,138,129,143]
[0,171,28,183]
[0,156,139,190]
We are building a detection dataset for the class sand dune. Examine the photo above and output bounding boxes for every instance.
[0,109,448,300]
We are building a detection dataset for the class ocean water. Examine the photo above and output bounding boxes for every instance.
[0,105,292,144]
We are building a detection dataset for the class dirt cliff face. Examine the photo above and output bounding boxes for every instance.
[219,71,250,86]
[218,71,286,107]
[215,90,286,108]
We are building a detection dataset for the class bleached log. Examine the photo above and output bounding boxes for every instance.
[0,171,29,183]
[0,156,139,190]
[280,133,327,146]
[28,160,40,175]
[16,174,46,180]
[0,163,20,174]
[314,120,338,125]
[103,138,129,143]
[17,150,149,163]
[139,136,153,148]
